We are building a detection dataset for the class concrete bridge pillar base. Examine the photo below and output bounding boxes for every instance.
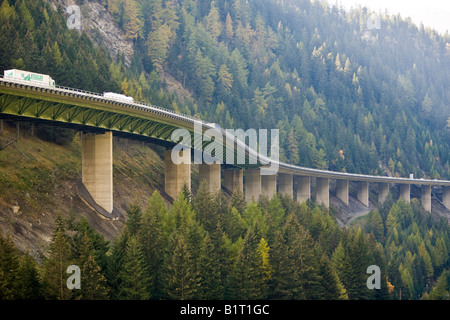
[357,181,369,207]
[165,149,191,200]
[378,183,389,205]
[81,131,113,213]
[223,168,243,193]
[336,180,349,205]
[421,185,431,212]
[399,184,410,203]
[278,173,293,198]
[442,186,450,210]
[199,163,221,194]
[295,176,311,204]
[262,174,277,199]
[245,168,261,203]
[315,178,329,208]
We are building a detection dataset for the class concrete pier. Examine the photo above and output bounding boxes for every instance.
[278,173,293,198]
[199,163,221,193]
[442,186,450,210]
[399,184,410,203]
[336,180,349,205]
[315,178,329,207]
[357,181,369,207]
[165,148,191,200]
[245,168,261,203]
[261,174,277,199]
[378,183,389,205]
[421,185,431,212]
[82,131,113,213]
[295,176,311,203]
[223,168,243,193]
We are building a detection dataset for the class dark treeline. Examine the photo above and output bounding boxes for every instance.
[1,0,450,177]
[1,183,449,300]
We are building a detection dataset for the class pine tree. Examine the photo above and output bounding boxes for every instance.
[16,253,42,299]
[418,241,434,279]
[105,235,127,300]
[318,254,347,300]
[197,234,223,299]
[41,216,73,300]
[162,232,199,300]
[205,1,221,42]
[140,190,168,299]
[230,188,246,215]
[367,210,384,241]
[75,231,110,300]
[192,181,216,233]
[427,270,449,300]
[125,203,143,237]
[218,64,234,92]
[225,12,234,38]
[118,236,150,300]
[227,222,267,299]
[0,234,20,299]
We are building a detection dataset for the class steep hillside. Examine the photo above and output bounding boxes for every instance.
[2,0,449,179]
[0,121,170,260]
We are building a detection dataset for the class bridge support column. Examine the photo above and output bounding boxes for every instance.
[357,181,369,207]
[165,149,191,200]
[262,174,277,199]
[223,168,243,193]
[421,185,431,212]
[336,180,349,205]
[315,178,329,207]
[295,176,310,203]
[82,131,113,213]
[399,184,410,203]
[0,119,4,135]
[442,186,450,210]
[199,163,221,194]
[378,183,389,205]
[278,173,293,198]
[245,168,261,203]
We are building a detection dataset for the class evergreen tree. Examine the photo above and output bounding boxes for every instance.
[105,234,127,300]
[118,236,150,300]
[227,222,267,299]
[162,232,199,300]
[41,216,73,300]
[197,234,223,299]
[75,231,110,300]
[0,235,20,300]
[140,190,168,299]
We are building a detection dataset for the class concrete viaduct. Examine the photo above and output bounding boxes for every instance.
[1,77,450,219]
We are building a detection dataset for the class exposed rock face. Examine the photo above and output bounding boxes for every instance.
[49,0,134,65]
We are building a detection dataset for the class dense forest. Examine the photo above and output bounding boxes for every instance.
[1,185,449,300]
[0,0,449,301]
[0,0,449,178]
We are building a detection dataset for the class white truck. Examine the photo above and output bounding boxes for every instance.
[103,92,134,103]
[3,69,56,87]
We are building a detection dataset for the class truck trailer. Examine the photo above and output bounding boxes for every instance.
[103,92,134,103]
[3,69,56,87]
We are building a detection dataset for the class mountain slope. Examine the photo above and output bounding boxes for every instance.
[42,0,450,180]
